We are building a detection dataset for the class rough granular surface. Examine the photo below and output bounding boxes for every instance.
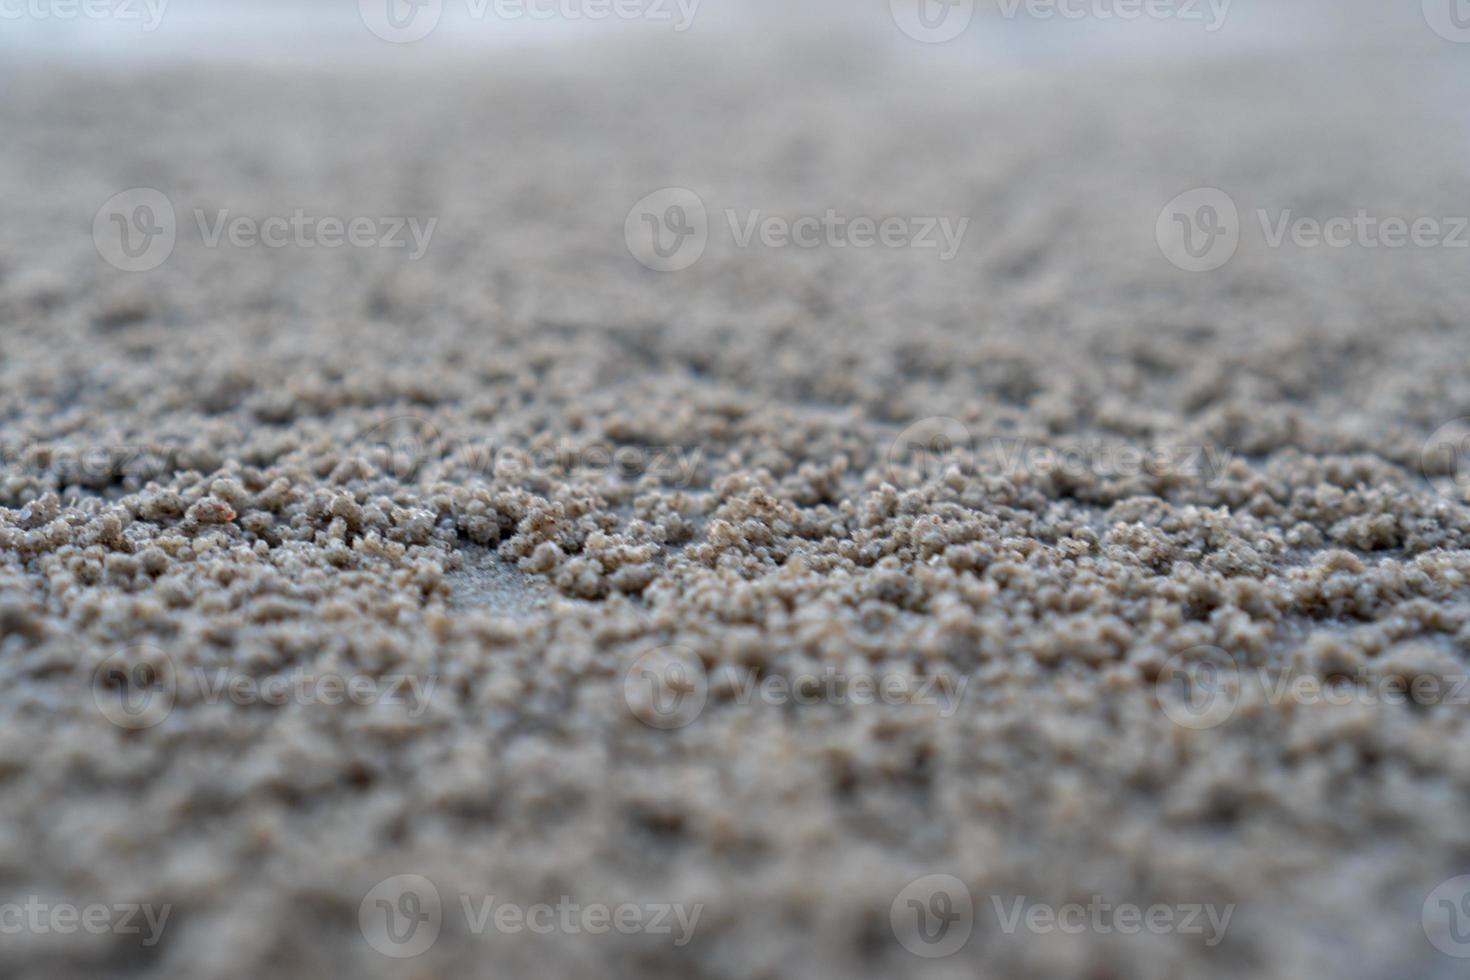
[3,38,1470,980]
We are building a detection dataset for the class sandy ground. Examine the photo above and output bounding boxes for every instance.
[4,7,1470,978]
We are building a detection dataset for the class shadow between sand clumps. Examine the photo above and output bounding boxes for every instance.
[444,544,556,617]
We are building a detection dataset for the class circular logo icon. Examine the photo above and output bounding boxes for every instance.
[625,188,708,272]
[1156,646,1240,730]
[888,417,974,481]
[92,645,177,730]
[890,0,975,43]
[359,0,443,43]
[1424,875,1470,957]
[891,874,974,958]
[624,645,707,729]
[94,188,176,273]
[1421,417,1470,501]
[1156,188,1239,272]
[1424,0,1470,43]
[359,415,441,481]
[360,874,442,958]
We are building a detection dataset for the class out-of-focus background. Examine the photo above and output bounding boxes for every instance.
[0,0,1448,67]
[7,4,1470,980]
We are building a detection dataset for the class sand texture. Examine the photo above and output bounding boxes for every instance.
[3,38,1470,980]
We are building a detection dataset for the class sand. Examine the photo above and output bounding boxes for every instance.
[3,21,1470,980]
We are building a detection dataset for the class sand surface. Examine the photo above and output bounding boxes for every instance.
[4,10,1470,978]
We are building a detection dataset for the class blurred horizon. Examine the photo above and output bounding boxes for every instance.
[0,0,1444,69]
